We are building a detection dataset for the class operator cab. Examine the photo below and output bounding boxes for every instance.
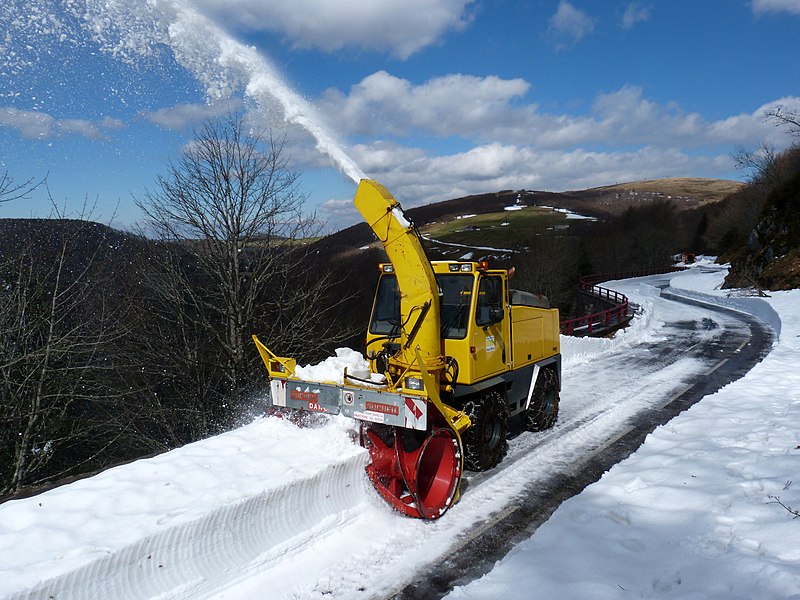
[367,261,510,386]
[368,262,504,341]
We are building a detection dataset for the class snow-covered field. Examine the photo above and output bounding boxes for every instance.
[1,260,798,599]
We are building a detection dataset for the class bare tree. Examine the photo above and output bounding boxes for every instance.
[0,171,44,206]
[135,114,350,427]
[515,233,579,309]
[0,221,131,495]
[766,105,800,137]
[732,141,781,186]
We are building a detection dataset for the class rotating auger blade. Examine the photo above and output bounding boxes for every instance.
[361,423,462,520]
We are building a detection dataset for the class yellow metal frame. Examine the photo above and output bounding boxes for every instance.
[252,334,297,379]
[353,180,443,373]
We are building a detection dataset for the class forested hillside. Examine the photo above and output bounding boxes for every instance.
[0,117,355,499]
[723,147,800,290]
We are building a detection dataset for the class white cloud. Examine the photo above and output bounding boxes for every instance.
[752,0,800,15]
[547,1,595,48]
[351,140,427,173]
[621,2,652,29]
[0,108,56,138]
[144,98,242,130]
[0,108,124,140]
[319,140,736,227]
[319,73,800,153]
[320,71,530,138]
[312,78,800,226]
[319,197,362,228]
[192,0,475,59]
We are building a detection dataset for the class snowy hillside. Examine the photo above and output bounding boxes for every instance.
[1,260,798,600]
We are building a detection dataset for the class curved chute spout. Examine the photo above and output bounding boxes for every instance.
[353,179,443,373]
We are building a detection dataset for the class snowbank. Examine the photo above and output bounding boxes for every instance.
[0,417,368,600]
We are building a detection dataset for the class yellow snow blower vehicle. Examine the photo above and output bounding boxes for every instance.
[253,180,561,519]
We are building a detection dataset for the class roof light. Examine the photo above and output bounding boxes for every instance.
[461,264,473,272]
[477,261,489,270]
[382,264,395,273]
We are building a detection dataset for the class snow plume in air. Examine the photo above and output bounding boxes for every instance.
[0,0,366,184]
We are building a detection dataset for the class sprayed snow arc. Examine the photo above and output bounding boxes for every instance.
[1,1,366,184]
[2,259,800,599]
[132,0,365,183]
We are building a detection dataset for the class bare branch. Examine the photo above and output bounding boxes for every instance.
[0,172,46,205]
[765,105,800,137]
[133,112,348,430]
[768,495,800,519]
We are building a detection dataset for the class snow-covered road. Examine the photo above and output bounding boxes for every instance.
[2,261,793,600]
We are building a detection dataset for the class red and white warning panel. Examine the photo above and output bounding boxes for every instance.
[269,378,428,431]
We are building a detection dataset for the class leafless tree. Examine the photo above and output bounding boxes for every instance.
[0,221,131,495]
[732,141,782,186]
[515,234,579,309]
[135,113,351,427]
[765,105,800,137]
[0,171,44,206]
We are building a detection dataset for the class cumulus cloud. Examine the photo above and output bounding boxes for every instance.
[621,2,652,29]
[319,140,734,228]
[0,108,124,140]
[319,72,799,153]
[547,1,595,48]
[320,71,531,138]
[312,76,800,228]
[319,197,362,228]
[144,98,242,130]
[752,0,800,15]
[192,0,475,59]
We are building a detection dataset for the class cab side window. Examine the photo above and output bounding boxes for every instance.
[476,276,503,326]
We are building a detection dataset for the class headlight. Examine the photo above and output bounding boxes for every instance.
[405,377,424,391]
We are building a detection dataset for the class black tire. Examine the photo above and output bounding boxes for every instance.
[523,367,560,432]
[462,391,508,472]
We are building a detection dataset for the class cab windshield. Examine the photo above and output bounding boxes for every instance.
[369,274,474,340]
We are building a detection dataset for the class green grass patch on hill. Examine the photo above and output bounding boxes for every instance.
[420,207,568,248]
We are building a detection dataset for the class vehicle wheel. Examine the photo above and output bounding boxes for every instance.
[462,391,508,471]
[523,367,559,432]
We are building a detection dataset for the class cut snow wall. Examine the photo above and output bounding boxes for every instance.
[4,457,368,600]
[664,286,782,339]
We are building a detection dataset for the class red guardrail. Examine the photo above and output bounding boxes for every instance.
[560,278,629,336]
[560,267,685,336]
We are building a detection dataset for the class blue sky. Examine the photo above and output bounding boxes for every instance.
[1,0,799,231]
